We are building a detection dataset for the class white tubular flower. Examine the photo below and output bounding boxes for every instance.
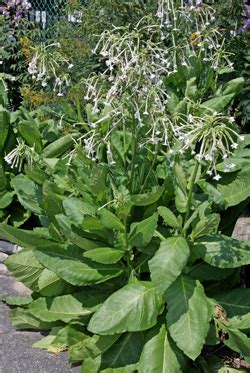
[4,139,36,171]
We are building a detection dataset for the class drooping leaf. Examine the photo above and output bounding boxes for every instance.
[10,307,54,330]
[0,295,33,306]
[88,280,163,335]
[83,247,125,264]
[0,223,55,248]
[34,245,124,286]
[28,295,92,323]
[194,235,250,268]
[6,250,44,291]
[129,213,158,247]
[166,276,213,360]
[149,237,190,295]
[138,323,185,373]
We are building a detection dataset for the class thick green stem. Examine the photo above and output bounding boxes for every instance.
[129,134,137,193]
[184,160,199,231]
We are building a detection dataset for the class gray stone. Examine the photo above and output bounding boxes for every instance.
[0,264,9,275]
[0,252,8,263]
[0,240,22,255]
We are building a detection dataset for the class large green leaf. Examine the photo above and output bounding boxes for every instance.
[190,214,220,240]
[18,120,42,152]
[138,324,185,373]
[38,268,69,297]
[88,281,163,335]
[34,245,124,286]
[201,94,234,113]
[83,247,125,264]
[29,294,92,323]
[194,235,250,268]
[212,167,250,207]
[166,276,213,360]
[129,213,158,247]
[81,332,145,372]
[213,288,250,317]
[69,334,120,364]
[10,307,53,330]
[149,237,190,295]
[12,174,43,215]
[63,198,96,226]
[6,250,44,291]
[0,223,55,248]
[188,262,235,282]
[229,314,250,331]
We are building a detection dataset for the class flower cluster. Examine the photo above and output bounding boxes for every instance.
[4,138,37,171]
[0,0,31,27]
[176,113,244,180]
[27,42,74,96]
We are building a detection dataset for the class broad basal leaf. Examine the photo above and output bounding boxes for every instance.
[88,280,163,335]
[46,325,87,354]
[83,247,125,264]
[34,245,124,286]
[38,268,70,297]
[166,276,213,360]
[138,324,185,373]
[213,288,250,317]
[149,237,190,295]
[29,295,92,323]
[6,250,44,291]
[129,213,158,247]
[0,223,55,248]
[69,334,120,364]
[229,314,250,331]
[194,235,250,268]
[82,332,145,372]
[10,307,53,330]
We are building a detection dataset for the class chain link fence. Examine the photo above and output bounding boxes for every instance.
[27,0,85,38]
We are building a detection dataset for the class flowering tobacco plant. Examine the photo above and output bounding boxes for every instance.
[25,42,74,96]
[0,0,249,371]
